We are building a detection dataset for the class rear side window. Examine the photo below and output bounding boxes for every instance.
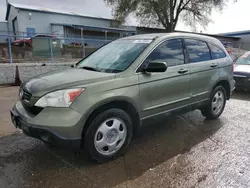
[145,38,184,67]
[209,44,226,59]
[185,39,211,63]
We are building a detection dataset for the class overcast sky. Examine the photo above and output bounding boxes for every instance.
[0,0,249,34]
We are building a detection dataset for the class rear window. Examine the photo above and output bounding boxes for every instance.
[209,44,226,59]
[185,39,211,63]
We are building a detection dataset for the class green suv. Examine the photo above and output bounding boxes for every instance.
[11,33,235,162]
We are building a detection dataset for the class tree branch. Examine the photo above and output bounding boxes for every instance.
[105,0,233,32]
[173,0,178,9]
[174,0,193,22]
[155,11,168,28]
[174,0,184,20]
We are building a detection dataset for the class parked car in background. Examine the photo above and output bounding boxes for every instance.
[11,38,31,47]
[11,34,55,47]
[233,51,250,91]
[10,33,235,162]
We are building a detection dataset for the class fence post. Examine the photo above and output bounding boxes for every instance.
[80,28,85,58]
[7,37,13,64]
[49,38,54,62]
[82,37,85,58]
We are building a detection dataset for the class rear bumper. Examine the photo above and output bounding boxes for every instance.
[10,101,83,149]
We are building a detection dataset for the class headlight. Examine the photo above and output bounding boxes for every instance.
[35,88,84,107]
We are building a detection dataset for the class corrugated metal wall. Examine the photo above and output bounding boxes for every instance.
[6,6,20,35]
[0,22,8,43]
[237,35,250,50]
[18,9,115,34]
[0,22,8,31]
[64,26,81,38]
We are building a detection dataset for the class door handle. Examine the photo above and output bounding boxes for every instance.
[210,63,218,68]
[178,69,188,74]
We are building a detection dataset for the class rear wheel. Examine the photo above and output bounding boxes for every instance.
[201,86,226,120]
[84,109,133,162]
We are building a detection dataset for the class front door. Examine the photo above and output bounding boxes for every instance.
[138,38,191,119]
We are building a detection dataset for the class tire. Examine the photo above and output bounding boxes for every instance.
[84,108,133,162]
[201,86,227,120]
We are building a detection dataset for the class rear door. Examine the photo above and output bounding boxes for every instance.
[185,38,220,103]
[138,38,191,119]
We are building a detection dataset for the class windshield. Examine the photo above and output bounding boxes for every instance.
[76,39,152,73]
[235,52,250,65]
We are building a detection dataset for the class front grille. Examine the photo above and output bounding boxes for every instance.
[20,90,43,115]
[21,101,43,115]
[234,76,246,85]
[22,90,32,102]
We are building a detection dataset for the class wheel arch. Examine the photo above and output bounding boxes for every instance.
[81,98,141,141]
[212,79,231,100]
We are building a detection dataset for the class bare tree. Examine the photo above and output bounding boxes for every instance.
[105,0,236,32]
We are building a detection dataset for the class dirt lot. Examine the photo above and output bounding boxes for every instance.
[1,87,250,188]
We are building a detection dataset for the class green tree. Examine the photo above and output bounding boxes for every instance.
[105,0,236,32]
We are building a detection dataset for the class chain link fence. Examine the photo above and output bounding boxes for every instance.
[1,31,250,64]
[0,32,113,64]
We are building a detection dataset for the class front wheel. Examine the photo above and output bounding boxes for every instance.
[201,86,226,120]
[84,109,133,162]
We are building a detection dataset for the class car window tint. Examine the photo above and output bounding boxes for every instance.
[145,39,184,67]
[209,44,226,59]
[185,39,211,63]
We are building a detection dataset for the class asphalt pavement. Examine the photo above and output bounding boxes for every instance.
[1,87,250,188]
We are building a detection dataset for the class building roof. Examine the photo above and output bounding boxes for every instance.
[219,30,250,37]
[5,1,113,21]
[51,23,136,33]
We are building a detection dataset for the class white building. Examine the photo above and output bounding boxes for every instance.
[4,2,136,41]
[0,21,8,43]
[220,31,250,51]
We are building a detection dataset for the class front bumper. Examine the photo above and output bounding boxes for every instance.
[10,101,83,148]
[235,82,250,91]
[234,76,250,91]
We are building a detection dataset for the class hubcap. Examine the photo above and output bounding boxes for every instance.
[94,118,127,156]
[212,90,225,115]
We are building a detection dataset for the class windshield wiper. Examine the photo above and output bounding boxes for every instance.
[80,66,100,72]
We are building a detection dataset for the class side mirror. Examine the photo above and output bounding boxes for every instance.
[143,61,167,73]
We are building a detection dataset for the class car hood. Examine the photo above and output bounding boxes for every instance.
[234,64,250,76]
[22,68,115,97]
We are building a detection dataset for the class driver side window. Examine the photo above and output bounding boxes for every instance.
[145,38,185,67]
